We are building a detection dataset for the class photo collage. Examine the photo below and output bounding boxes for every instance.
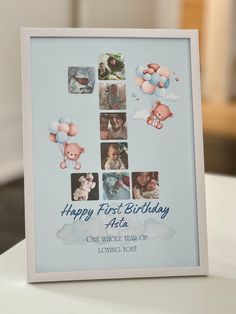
[68,53,159,201]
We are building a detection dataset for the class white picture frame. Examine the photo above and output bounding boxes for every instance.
[21,28,208,282]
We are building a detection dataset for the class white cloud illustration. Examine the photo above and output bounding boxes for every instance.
[56,220,88,245]
[121,220,146,238]
[144,218,175,240]
[132,108,150,120]
[57,217,107,246]
[57,211,175,246]
[165,92,180,102]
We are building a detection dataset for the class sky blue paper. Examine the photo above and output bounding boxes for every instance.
[30,37,199,273]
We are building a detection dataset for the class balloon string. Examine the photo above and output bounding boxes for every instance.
[57,143,64,156]
[149,94,157,107]
[57,135,72,156]
[172,72,180,81]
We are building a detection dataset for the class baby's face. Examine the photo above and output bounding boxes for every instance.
[110,85,117,94]
[100,118,108,130]
[108,147,120,160]
[146,179,157,191]
[76,77,88,85]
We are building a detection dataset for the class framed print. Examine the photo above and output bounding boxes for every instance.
[21,28,208,282]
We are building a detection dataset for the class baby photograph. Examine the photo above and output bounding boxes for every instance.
[98,53,125,80]
[101,142,128,170]
[68,66,95,94]
[100,113,127,140]
[99,82,126,110]
[71,173,99,201]
[103,172,130,200]
[132,172,159,200]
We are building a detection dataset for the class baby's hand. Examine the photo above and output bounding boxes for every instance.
[112,104,120,110]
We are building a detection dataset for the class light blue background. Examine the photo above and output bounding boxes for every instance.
[31,37,199,272]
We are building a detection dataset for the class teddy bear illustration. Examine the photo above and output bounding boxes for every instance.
[147,101,173,129]
[60,142,85,170]
[73,173,96,201]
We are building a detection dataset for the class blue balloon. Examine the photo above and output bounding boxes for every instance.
[49,121,59,134]
[164,78,170,89]
[59,117,72,125]
[135,65,146,77]
[56,131,69,144]
[143,73,151,81]
[159,76,166,83]
[149,73,161,85]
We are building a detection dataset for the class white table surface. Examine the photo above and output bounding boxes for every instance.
[1,174,236,314]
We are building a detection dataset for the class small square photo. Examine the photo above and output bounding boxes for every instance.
[98,53,125,80]
[99,82,126,110]
[101,142,128,170]
[132,172,159,199]
[100,113,127,140]
[68,67,95,94]
[103,172,130,200]
[71,173,99,201]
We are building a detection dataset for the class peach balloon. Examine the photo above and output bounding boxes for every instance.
[148,63,160,72]
[141,81,156,94]
[134,76,145,87]
[68,124,78,136]
[158,67,170,78]
[158,81,165,88]
[147,68,155,74]
[58,123,70,133]
[49,133,57,142]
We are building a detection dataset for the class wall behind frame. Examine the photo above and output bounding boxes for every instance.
[75,0,180,29]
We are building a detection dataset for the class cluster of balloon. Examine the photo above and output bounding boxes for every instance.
[135,63,176,98]
[49,117,78,144]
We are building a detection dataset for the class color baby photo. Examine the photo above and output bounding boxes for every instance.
[71,173,99,201]
[132,172,159,199]
[99,82,126,110]
[68,66,95,94]
[100,113,127,140]
[102,172,130,200]
[101,142,128,170]
[98,53,125,80]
